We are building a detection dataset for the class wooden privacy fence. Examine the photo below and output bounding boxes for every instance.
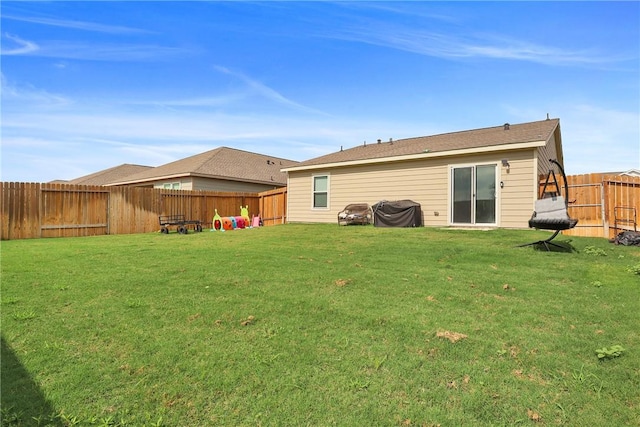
[1,183,288,240]
[543,174,640,240]
[4,176,637,240]
[259,187,287,226]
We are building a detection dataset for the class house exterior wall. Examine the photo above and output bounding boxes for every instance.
[150,177,281,193]
[153,178,192,190]
[287,150,538,228]
[192,177,281,192]
[499,150,538,228]
[535,131,560,180]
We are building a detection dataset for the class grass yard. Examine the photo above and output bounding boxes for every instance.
[1,224,639,426]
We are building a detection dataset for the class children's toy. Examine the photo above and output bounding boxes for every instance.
[240,205,250,226]
[222,217,233,231]
[212,209,222,231]
[212,207,256,231]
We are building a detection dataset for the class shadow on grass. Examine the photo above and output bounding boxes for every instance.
[1,336,62,426]
[516,235,578,252]
[518,239,577,252]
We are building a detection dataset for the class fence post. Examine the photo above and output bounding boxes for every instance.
[600,181,607,237]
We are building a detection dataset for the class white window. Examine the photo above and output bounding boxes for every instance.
[163,182,181,190]
[313,175,329,209]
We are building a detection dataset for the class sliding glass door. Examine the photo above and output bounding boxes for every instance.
[451,164,496,225]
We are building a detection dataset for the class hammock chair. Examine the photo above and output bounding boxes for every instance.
[520,159,578,251]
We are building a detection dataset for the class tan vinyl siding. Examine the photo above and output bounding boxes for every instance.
[498,151,538,228]
[287,151,538,227]
[536,131,560,178]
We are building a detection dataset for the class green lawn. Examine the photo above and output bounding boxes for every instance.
[1,224,639,426]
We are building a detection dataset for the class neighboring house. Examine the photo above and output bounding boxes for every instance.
[60,164,154,186]
[107,147,298,192]
[620,169,640,177]
[282,118,564,228]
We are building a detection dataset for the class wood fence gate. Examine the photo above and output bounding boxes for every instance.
[563,174,640,239]
[566,181,605,238]
[258,187,287,226]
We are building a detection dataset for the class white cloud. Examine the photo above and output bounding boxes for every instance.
[1,33,39,55]
[318,10,630,68]
[11,40,194,61]
[3,14,154,34]
[129,95,247,109]
[1,72,71,107]
[213,66,331,116]
[334,27,616,66]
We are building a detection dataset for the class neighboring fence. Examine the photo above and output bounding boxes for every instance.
[562,174,640,239]
[1,183,287,240]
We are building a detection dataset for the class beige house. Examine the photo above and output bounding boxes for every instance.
[282,118,564,228]
[105,147,298,192]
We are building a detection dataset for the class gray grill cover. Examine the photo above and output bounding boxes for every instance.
[372,200,422,227]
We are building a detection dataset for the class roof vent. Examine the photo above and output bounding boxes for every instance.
[377,139,381,144]
[504,123,510,130]
[389,138,393,145]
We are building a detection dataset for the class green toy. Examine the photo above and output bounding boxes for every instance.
[240,205,250,226]
[212,209,222,231]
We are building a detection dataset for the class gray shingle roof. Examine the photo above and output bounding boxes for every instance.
[67,164,153,185]
[290,119,560,168]
[111,147,298,186]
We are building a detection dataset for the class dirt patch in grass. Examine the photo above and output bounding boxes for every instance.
[436,330,468,343]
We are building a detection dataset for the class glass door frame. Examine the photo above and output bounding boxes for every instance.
[450,162,499,226]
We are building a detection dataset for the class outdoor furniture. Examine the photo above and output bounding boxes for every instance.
[520,159,578,250]
[372,200,422,227]
[159,214,203,234]
[338,203,372,226]
[613,206,637,235]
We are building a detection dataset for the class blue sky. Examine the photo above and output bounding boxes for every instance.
[1,1,638,182]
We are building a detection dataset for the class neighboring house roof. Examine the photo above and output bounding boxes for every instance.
[66,164,153,185]
[108,147,298,186]
[593,169,640,176]
[620,169,640,177]
[283,118,560,172]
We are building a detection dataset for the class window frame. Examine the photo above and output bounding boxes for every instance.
[312,174,330,210]
[163,182,181,190]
